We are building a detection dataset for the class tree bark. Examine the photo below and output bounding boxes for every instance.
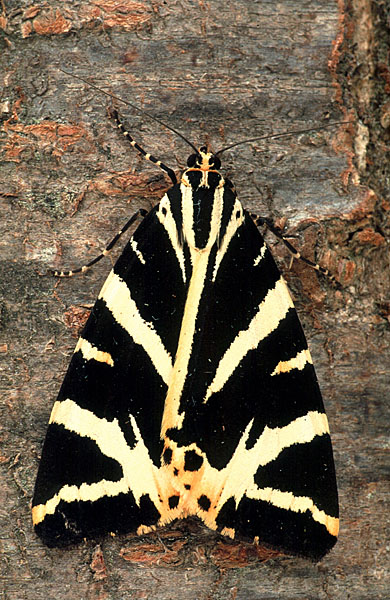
[1,0,389,598]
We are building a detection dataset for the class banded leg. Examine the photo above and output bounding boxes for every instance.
[109,108,177,185]
[51,208,148,277]
[250,213,335,281]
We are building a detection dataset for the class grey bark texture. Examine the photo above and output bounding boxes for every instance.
[1,0,389,598]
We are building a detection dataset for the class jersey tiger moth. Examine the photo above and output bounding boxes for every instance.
[32,93,339,560]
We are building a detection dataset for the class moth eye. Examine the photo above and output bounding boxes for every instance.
[187,153,198,167]
[211,156,221,170]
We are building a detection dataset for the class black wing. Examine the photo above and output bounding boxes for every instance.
[32,202,188,546]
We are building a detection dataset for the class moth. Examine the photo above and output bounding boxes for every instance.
[32,87,339,560]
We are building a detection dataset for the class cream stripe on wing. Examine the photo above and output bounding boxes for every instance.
[157,194,186,282]
[271,348,313,376]
[212,198,244,281]
[32,400,166,526]
[180,184,195,249]
[74,338,114,367]
[204,277,294,402]
[245,486,339,537]
[210,412,330,512]
[191,411,335,536]
[130,238,145,264]
[253,410,330,466]
[160,250,210,436]
[32,479,131,526]
[253,242,267,267]
[99,270,172,385]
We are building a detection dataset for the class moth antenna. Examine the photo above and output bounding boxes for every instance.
[215,120,353,156]
[58,68,198,153]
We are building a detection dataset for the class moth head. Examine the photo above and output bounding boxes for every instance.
[186,146,221,171]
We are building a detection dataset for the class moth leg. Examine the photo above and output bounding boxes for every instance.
[109,108,177,185]
[250,213,335,281]
[51,207,148,277]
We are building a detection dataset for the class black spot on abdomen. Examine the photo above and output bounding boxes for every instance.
[198,495,211,511]
[168,495,180,509]
[184,450,204,472]
[163,448,172,465]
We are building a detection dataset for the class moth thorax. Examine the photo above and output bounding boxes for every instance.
[181,179,224,250]
[182,169,224,191]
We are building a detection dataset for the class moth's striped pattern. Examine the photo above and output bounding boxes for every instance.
[32,123,339,560]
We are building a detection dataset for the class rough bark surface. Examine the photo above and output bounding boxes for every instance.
[1,0,389,598]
